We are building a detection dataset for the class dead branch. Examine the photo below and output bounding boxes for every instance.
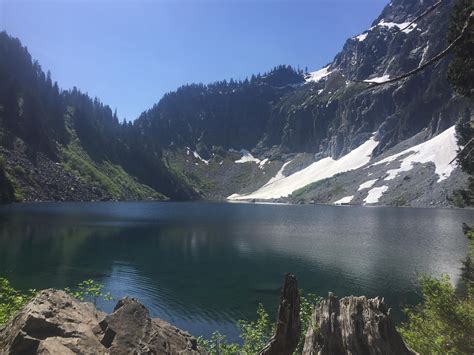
[397,0,446,33]
[359,11,473,87]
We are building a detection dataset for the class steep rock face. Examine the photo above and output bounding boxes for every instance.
[264,0,471,158]
[143,0,471,204]
[302,293,415,355]
[0,289,201,354]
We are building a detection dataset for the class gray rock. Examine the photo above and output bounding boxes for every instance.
[0,289,201,354]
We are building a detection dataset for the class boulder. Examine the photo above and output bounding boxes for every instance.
[302,293,416,355]
[0,289,201,354]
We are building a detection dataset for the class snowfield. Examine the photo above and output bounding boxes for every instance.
[372,125,458,182]
[228,136,379,200]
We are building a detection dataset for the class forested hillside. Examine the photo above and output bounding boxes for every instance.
[0,32,197,202]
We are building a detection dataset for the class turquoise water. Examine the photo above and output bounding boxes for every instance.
[0,202,472,342]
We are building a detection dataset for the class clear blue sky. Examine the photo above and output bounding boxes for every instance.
[1,0,387,121]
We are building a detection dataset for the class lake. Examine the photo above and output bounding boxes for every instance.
[0,202,472,342]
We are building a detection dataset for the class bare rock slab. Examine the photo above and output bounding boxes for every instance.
[0,289,201,354]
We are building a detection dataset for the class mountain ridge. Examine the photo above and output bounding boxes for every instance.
[0,0,471,206]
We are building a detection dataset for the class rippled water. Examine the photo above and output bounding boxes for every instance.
[0,202,472,341]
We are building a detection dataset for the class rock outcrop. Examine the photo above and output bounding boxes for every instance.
[0,289,201,354]
[0,284,417,355]
[302,293,415,355]
[260,273,301,355]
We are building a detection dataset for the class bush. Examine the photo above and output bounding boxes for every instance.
[0,278,36,325]
[198,292,321,354]
[398,275,474,354]
[64,279,113,306]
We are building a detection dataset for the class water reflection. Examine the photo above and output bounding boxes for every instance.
[0,202,472,341]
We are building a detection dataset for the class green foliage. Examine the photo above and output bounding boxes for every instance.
[197,331,241,354]
[290,174,345,202]
[398,275,474,354]
[461,223,474,288]
[0,278,36,325]
[198,292,321,354]
[296,293,322,353]
[60,141,164,201]
[238,304,275,354]
[64,279,113,306]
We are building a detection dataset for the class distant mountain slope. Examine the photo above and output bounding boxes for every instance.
[0,0,471,206]
[0,32,198,202]
[137,0,472,206]
[135,65,305,157]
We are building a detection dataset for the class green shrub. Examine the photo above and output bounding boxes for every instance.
[198,292,321,354]
[0,278,36,325]
[64,279,113,306]
[238,304,275,354]
[398,275,474,354]
[197,331,241,354]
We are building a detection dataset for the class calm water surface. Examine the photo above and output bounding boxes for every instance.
[0,202,472,342]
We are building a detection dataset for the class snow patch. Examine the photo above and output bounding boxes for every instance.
[228,136,379,200]
[234,149,260,164]
[363,74,390,83]
[358,179,378,191]
[192,151,209,165]
[334,195,354,205]
[259,158,269,169]
[372,126,458,182]
[305,66,332,83]
[364,186,388,204]
[354,32,368,42]
[377,19,417,34]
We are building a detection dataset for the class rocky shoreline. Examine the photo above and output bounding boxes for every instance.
[0,274,414,354]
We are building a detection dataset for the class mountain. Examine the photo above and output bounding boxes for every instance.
[136,0,471,207]
[0,0,471,206]
[0,32,198,202]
